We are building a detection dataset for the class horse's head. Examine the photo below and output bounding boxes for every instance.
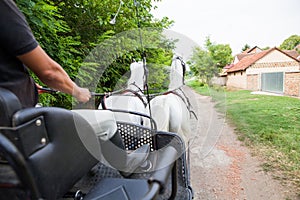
[128,61,148,92]
[169,55,186,91]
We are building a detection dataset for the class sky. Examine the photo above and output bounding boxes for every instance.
[151,0,300,57]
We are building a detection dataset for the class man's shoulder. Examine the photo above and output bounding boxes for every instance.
[0,0,38,56]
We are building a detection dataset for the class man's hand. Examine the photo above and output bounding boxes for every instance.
[73,86,91,103]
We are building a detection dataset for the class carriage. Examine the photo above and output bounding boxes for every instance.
[0,57,194,199]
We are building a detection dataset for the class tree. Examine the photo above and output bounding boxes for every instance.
[262,46,270,50]
[16,0,82,108]
[77,28,174,94]
[205,37,232,69]
[188,37,233,84]
[242,44,250,52]
[280,35,300,51]
[188,47,217,84]
[147,48,173,92]
[63,0,175,95]
[52,0,173,54]
[15,0,174,108]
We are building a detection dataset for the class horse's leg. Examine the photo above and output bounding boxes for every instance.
[168,96,181,133]
[133,96,147,125]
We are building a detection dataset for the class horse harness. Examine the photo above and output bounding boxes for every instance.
[162,88,198,120]
[101,86,148,110]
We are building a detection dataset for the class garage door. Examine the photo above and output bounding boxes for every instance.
[261,72,283,93]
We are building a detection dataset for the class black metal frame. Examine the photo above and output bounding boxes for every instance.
[0,132,41,199]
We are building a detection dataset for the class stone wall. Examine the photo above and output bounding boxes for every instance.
[285,72,300,96]
[211,76,227,86]
[246,74,259,91]
[246,61,299,75]
[226,71,247,89]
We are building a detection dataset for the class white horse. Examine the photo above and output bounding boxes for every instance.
[76,61,151,176]
[146,56,191,142]
[99,61,148,125]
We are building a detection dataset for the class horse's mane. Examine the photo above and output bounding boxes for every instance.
[168,55,185,91]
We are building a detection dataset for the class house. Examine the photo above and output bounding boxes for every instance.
[296,44,300,60]
[220,63,234,76]
[284,49,300,60]
[226,47,300,96]
[232,46,262,64]
[244,46,263,54]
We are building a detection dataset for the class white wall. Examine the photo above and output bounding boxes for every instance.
[258,50,295,63]
[247,50,300,75]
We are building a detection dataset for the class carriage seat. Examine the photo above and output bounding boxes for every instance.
[0,88,179,199]
[0,88,24,194]
[0,87,101,199]
[0,87,22,127]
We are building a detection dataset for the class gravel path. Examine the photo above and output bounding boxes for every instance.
[184,86,297,200]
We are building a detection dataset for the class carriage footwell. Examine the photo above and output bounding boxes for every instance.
[71,127,193,200]
[72,158,192,200]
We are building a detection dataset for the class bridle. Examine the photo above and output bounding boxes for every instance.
[101,66,149,110]
[174,56,186,85]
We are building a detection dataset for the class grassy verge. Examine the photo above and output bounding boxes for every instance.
[187,79,300,189]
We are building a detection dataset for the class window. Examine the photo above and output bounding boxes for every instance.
[261,72,283,93]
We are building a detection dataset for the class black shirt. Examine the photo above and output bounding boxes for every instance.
[0,0,39,108]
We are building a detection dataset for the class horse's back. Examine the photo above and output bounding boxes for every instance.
[101,95,147,125]
[149,93,190,142]
[147,95,170,131]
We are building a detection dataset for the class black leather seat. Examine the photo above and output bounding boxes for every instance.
[0,87,22,127]
[0,88,100,199]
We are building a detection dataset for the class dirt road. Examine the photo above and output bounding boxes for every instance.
[184,86,297,200]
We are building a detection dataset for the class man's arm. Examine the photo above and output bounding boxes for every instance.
[17,45,91,103]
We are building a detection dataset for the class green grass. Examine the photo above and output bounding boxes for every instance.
[226,91,300,157]
[187,79,226,103]
[188,79,300,188]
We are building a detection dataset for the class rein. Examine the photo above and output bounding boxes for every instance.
[120,89,148,107]
[129,82,144,94]
[147,54,197,120]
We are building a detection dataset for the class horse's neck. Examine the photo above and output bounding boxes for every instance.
[168,59,183,91]
[127,62,145,92]
[127,82,143,91]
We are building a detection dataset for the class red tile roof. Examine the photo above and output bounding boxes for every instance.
[284,50,300,59]
[236,53,255,61]
[227,47,300,73]
[223,63,234,69]
[227,48,273,73]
